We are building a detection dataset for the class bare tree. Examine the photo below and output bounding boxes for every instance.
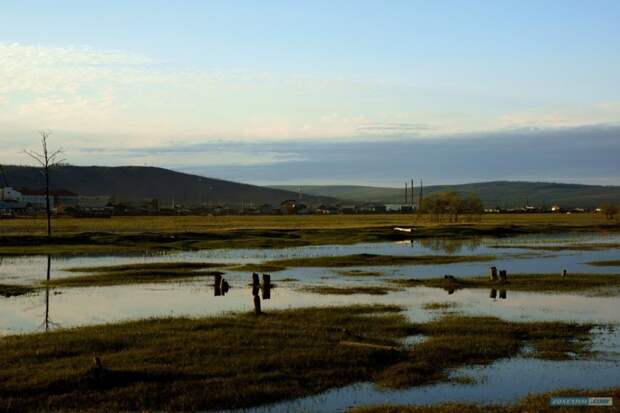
[24,131,64,237]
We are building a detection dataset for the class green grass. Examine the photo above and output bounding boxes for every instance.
[349,388,620,412]
[45,262,228,287]
[0,307,595,412]
[587,260,620,267]
[300,285,398,295]
[0,284,35,297]
[264,254,495,268]
[388,273,620,294]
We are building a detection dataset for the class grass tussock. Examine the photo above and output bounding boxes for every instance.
[300,285,398,295]
[389,273,620,294]
[0,283,36,297]
[0,308,595,412]
[349,387,620,412]
[264,254,495,268]
[46,262,227,287]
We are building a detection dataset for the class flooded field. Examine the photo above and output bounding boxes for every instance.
[1,231,619,411]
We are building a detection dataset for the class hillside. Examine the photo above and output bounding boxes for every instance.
[271,181,620,209]
[1,165,337,207]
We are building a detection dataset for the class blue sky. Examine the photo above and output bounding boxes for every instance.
[1,1,619,185]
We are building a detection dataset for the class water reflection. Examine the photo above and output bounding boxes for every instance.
[416,237,483,254]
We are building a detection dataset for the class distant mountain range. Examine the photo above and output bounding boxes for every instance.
[271,182,620,208]
[1,165,337,207]
[2,165,618,209]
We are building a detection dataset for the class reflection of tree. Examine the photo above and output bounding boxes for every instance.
[418,237,481,254]
[40,255,59,332]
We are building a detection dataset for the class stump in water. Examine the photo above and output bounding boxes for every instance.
[221,279,230,295]
[214,273,222,296]
[262,273,271,300]
[499,289,507,299]
[499,270,507,283]
[254,294,262,315]
[562,269,567,277]
[252,272,260,287]
[489,266,498,281]
[490,288,497,299]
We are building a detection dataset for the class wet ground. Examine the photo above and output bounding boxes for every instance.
[1,231,619,411]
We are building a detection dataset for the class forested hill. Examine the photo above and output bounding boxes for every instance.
[1,165,337,207]
[271,181,620,209]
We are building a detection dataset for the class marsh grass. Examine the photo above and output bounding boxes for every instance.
[0,307,595,412]
[388,273,620,293]
[587,260,620,267]
[422,302,457,310]
[300,285,398,295]
[490,242,620,251]
[376,315,593,388]
[45,262,228,287]
[349,387,620,412]
[265,254,495,268]
[232,263,287,272]
[338,270,385,277]
[0,283,35,297]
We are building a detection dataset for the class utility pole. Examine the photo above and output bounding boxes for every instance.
[411,179,414,207]
[404,182,408,204]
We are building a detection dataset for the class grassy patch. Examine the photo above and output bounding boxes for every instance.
[46,262,227,287]
[0,308,595,412]
[422,302,457,310]
[264,254,495,268]
[389,273,620,294]
[349,387,620,412]
[232,263,287,272]
[338,270,384,277]
[0,283,36,297]
[587,259,620,267]
[375,315,593,388]
[490,242,620,251]
[0,305,411,412]
[300,285,398,295]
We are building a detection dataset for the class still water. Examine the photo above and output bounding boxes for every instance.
[1,232,619,410]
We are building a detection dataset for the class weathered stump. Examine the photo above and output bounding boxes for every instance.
[562,269,567,277]
[489,266,498,281]
[221,279,230,295]
[214,273,222,296]
[490,288,497,299]
[499,270,507,283]
[252,272,260,287]
[254,294,262,315]
[499,289,507,299]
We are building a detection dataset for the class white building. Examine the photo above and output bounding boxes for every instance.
[0,187,22,202]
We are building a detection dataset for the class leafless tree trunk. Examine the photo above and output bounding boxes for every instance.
[25,131,63,237]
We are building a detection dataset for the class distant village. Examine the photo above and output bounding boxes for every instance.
[0,185,603,218]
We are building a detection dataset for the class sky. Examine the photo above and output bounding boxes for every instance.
[1,1,619,186]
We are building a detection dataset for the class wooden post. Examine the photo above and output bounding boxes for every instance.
[499,289,507,299]
[562,269,567,277]
[214,273,222,296]
[254,294,261,315]
[499,270,507,283]
[262,273,271,300]
[490,288,497,299]
[489,266,498,281]
[252,272,260,287]
[220,278,229,296]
